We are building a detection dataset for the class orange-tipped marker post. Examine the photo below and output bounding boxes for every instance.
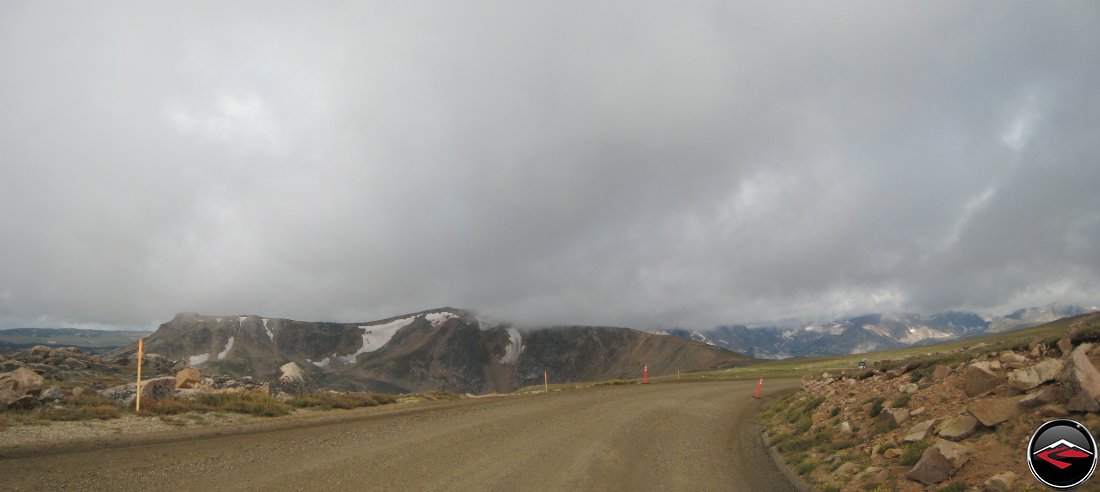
[544,370,548,392]
[753,377,764,399]
[643,363,649,384]
[136,338,144,413]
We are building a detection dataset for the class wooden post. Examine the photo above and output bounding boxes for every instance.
[677,370,680,380]
[135,338,144,413]
[544,370,548,392]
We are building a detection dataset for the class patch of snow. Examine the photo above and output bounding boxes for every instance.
[898,326,951,344]
[476,317,500,330]
[217,337,234,360]
[189,353,210,365]
[425,311,457,327]
[216,318,222,323]
[500,327,523,364]
[238,316,248,324]
[781,330,796,340]
[308,357,331,369]
[861,324,893,338]
[262,318,273,341]
[340,316,415,364]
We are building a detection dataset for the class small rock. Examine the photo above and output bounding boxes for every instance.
[904,418,943,442]
[990,360,1002,371]
[965,362,1006,397]
[1039,403,1070,417]
[72,386,87,398]
[1000,353,1026,364]
[931,365,951,381]
[907,439,972,485]
[1058,338,1073,357]
[1019,386,1060,408]
[877,408,910,427]
[983,471,1016,492]
[911,406,927,417]
[938,416,979,441]
[898,383,918,394]
[838,421,852,434]
[884,448,903,459]
[832,462,861,477]
[854,466,882,480]
[37,384,64,402]
[1007,358,1064,391]
[968,397,1022,427]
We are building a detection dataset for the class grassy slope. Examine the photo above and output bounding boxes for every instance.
[0,328,149,349]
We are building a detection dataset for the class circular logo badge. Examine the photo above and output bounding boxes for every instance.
[1027,419,1097,489]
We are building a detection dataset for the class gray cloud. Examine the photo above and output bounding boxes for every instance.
[1,1,1098,330]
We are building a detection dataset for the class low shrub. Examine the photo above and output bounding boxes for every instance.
[195,392,290,417]
[892,393,911,408]
[289,391,398,410]
[868,397,886,417]
[900,441,931,466]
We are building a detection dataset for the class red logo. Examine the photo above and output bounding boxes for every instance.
[1034,439,1094,470]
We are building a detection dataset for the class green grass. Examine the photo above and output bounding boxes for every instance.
[899,440,931,466]
[288,391,397,409]
[891,393,911,408]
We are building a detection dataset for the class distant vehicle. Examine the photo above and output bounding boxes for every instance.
[858,359,867,370]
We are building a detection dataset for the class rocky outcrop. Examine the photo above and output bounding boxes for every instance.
[964,362,1004,396]
[1006,358,1063,390]
[983,472,1016,492]
[907,439,972,485]
[1058,343,1100,412]
[0,367,45,407]
[176,367,201,389]
[967,397,1022,427]
[139,376,177,403]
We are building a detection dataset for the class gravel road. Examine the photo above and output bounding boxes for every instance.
[0,378,800,491]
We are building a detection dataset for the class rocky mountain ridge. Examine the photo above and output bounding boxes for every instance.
[664,304,1098,358]
[113,308,751,394]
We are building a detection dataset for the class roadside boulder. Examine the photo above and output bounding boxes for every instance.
[37,384,64,402]
[964,362,1005,397]
[967,397,1021,427]
[99,383,138,406]
[0,367,45,397]
[176,367,201,389]
[937,416,978,441]
[907,439,972,485]
[1059,344,1100,412]
[139,376,177,403]
[1008,358,1064,391]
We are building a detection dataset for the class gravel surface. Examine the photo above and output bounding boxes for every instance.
[0,379,800,491]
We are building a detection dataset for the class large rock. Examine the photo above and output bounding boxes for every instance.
[931,365,951,381]
[176,368,201,389]
[0,367,45,397]
[999,353,1026,364]
[967,397,1021,427]
[938,416,978,441]
[1059,344,1100,412]
[37,385,64,402]
[98,383,137,405]
[907,439,972,485]
[1007,358,1064,391]
[139,376,177,403]
[1057,338,1073,357]
[964,362,1005,397]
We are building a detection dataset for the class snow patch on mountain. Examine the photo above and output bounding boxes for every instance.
[217,337,234,360]
[188,352,210,365]
[262,318,273,341]
[500,327,523,364]
[308,357,331,368]
[341,316,415,364]
[426,311,457,327]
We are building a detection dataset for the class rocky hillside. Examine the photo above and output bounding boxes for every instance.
[114,308,751,394]
[668,304,1098,358]
[760,312,1100,491]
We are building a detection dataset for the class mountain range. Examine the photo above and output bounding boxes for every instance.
[659,304,1098,359]
[113,308,750,394]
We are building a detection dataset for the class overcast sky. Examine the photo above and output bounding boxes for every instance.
[1,2,1098,330]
